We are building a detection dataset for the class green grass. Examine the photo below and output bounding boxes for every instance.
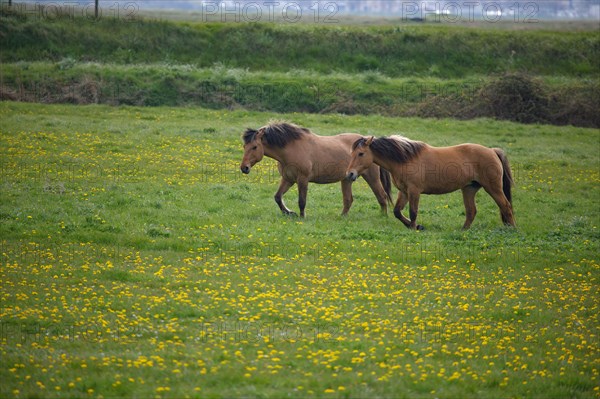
[0,60,486,109]
[1,10,598,78]
[1,102,599,398]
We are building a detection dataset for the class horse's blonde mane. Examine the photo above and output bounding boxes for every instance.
[243,121,310,148]
[353,135,425,164]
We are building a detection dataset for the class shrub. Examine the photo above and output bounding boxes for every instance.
[478,73,549,124]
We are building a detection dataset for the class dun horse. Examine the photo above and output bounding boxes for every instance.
[240,122,392,217]
[346,136,516,230]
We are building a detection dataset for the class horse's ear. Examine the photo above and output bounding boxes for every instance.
[365,136,374,146]
[256,128,265,141]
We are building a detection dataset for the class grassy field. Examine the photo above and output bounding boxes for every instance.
[0,101,598,398]
[1,4,599,398]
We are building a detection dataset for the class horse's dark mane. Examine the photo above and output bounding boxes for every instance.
[242,128,259,144]
[353,136,425,163]
[243,122,311,148]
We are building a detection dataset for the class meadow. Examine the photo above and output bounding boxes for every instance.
[0,101,598,398]
[1,4,600,398]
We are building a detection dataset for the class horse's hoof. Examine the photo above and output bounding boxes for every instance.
[416,225,425,231]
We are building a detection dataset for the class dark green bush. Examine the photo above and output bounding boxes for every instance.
[478,73,549,124]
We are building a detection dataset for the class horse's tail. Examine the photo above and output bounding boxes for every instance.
[493,148,514,204]
[379,167,393,204]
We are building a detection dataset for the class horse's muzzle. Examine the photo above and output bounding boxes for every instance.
[346,171,358,181]
[241,165,251,174]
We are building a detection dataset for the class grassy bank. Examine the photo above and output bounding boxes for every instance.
[2,9,599,127]
[2,62,598,127]
[1,10,599,78]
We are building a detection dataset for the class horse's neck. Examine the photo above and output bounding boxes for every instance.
[372,155,398,175]
[263,145,286,164]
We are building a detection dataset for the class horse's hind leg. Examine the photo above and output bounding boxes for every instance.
[361,166,388,214]
[341,179,354,216]
[297,177,309,218]
[393,192,412,228]
[408,190,424,230]
[275,178,296,216]
[483,184,515,227]
[461,184,481,230]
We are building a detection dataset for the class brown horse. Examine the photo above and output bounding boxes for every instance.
[240,122,392,217]
[346,135,516,230]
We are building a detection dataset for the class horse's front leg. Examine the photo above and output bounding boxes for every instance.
[274,178,296,216]
[361,165,389,215]
[408,191,425,230]
[340,179,354,216]
[297,177,309,217]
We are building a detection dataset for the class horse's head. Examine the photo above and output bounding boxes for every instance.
[240,128,265,174]
[346,136,375,181]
